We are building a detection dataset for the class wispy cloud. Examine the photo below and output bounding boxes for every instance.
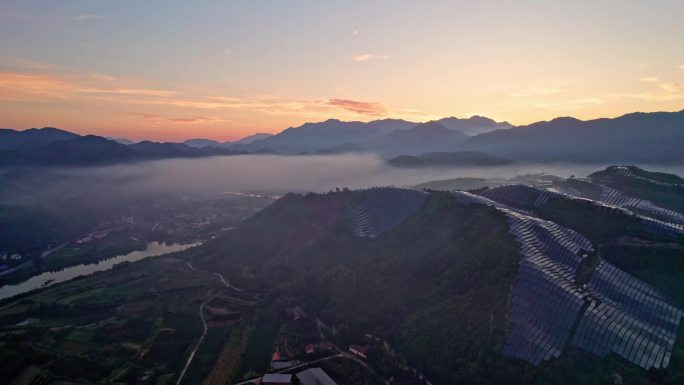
[511,87,563,98]
[0,72,71,101]
[0,71,177,101]
[352,54,389,62]
[628,76,684,99]
[638,63,650,68]
[128,112,227,125]
[0,68,393,120]
[534,97,602,110]
[621,92,684,101]
[73,14,102,21]
[658,82,684,92]
[223,48,233,55]
[326,99,387,116]
[679,64,684,70]
[352,30,359,36]
[511,79,573,98]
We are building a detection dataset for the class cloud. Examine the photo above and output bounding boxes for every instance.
[534,97,602,110]
[511,87,563,98]
[0,72,72,101]
[326,99,387,116]
[73,14,102,21]
[658,82,684,92]
[0,68,393,120]
[638,63,649,68]
[0,71,178,102]
[679,65,684,70]
[640,76,660,83]
[352,54,389,62]
[621,92,684,101]
[223,49,233,55]
[352,30,359,36]
[128,112,227,125]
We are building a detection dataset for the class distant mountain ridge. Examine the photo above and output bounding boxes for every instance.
[463,109,684,163]
[329,121,470,156]
[3,109,684,165]
[230,118,417,154]
[437,115,512,135]
[0,129,245,167]
[387,151,513,168]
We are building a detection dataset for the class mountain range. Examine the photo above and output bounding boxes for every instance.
[463,110,684,163]
[2,109,684,166]
[0,128,245,166]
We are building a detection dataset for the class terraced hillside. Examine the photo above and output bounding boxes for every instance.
[190,179,684,384]
[457,188,684,370]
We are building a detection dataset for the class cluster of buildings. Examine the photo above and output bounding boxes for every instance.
[261,367,337,385]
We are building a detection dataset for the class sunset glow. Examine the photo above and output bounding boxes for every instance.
[1,0,683,141]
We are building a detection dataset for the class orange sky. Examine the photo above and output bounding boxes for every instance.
[1,1,684,141]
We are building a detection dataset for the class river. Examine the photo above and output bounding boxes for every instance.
[0,242,195,301]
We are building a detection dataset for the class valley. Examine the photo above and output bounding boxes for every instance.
[2,165,684,385]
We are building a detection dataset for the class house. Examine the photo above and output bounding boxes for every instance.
[261,373,292,385]
[318,342,333,351]
[295,368,338,385]
[271,360,294,370]
[349,344,369,359]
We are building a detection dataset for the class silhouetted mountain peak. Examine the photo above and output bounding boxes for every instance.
[409,121,453,135]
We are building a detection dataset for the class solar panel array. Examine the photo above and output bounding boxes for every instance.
[481,185,684,238]
[451,190,683,368]
[346,187,428,238]
[451,191,591,365]
[573,261,683,369]
[480,185,540,208]
[613,166,684,188]
[596,186,684,236]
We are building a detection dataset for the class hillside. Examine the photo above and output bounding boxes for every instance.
[0,129,244,167]
[231,119,416,154]
[187,176,684,384]
[330,121,469,156]
[463,110,684,163]
[387,151,513,168]
[437,116,512,135]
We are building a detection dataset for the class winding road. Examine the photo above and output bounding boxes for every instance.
[175,298,210,385]
[187,261,243,291]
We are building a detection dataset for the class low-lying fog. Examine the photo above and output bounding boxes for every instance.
[2,154,684,205]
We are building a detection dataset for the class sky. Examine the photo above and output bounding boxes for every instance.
[1,0,684,142]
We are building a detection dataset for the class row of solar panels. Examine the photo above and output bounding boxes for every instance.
[504,262,586,365]
[599,186,684,227]
[613,166,684,188]
[480,185,539,209]
[572,261,683,369]
[345,187,428,238]
[483,184,684,238]
[600,186,642,208]
[451,190,684,370]
[451,191,591,366]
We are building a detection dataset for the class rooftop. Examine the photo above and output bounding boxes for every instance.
[262,373,292,384]
[295,367,338,385]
